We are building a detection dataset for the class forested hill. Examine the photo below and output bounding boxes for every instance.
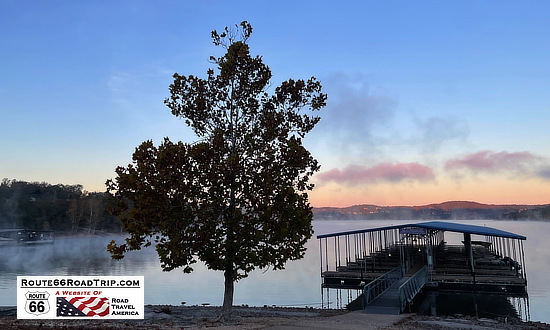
[0,179,121,233]
[313,201,550,220]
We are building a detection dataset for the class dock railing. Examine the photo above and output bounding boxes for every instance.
[363,265,404,306]
[398,265,427,312]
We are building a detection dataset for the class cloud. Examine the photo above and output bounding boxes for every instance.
[416,115,470,152]
[310,73,398,155]
[311,73,472,161]
[107,71,140,109]
[445,150,540,172]
[317,162,435,185]
[539,168,550,180]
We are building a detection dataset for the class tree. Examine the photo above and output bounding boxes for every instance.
[106,21,326,320]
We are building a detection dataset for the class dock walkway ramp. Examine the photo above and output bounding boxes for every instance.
[364,266,428,314]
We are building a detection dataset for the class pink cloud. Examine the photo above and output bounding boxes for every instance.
[445,150,539,172]
[317,162,435,185]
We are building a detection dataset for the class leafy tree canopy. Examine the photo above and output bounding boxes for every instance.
[106,21,326,319]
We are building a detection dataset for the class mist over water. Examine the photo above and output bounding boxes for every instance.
[1,220,549,324]
[0,236,148,275]
[0,235,155,304]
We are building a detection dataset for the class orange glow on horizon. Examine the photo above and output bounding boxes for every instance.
[309,177,550,208]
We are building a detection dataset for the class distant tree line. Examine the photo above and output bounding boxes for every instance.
[0,179,121,233]
[313,205,550,221]
[510,206,550,220]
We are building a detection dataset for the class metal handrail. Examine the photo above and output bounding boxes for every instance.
[398,266,427,312]
[363,265,404,306]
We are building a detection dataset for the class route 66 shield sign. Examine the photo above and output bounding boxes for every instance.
[25,291,50,316]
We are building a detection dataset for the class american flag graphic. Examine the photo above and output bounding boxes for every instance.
[57,297,110,317]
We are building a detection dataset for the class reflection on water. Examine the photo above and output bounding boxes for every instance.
[413,292,530,321]
[0,220,549,324]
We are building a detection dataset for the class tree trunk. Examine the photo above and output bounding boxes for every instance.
[220,266,234,321]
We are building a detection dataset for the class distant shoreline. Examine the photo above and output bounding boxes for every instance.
[313,201,550,221]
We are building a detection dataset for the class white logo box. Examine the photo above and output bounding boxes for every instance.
[17,276,144,319]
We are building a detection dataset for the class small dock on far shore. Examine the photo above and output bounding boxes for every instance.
[317,221,527,314]
[0,229,55,246]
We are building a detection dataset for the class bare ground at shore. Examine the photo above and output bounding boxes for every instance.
[1,305,550,329]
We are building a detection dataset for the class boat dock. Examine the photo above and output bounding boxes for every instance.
[317,221,527,313]
[0,229,55,246]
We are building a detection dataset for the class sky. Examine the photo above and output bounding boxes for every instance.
[1,0,549,207]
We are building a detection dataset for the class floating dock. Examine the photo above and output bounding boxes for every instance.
[317,221,527,313]
[0,229,55,246]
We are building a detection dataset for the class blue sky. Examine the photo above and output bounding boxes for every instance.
[1,1,549,206]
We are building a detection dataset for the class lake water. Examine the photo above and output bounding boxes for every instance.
[1,220,549,323]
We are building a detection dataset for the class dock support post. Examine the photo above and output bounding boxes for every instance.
[464,233,476,283]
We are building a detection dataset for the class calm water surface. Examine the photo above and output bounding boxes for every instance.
[0,220,549,323]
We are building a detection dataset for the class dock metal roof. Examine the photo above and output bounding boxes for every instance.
[316,221,526,240]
